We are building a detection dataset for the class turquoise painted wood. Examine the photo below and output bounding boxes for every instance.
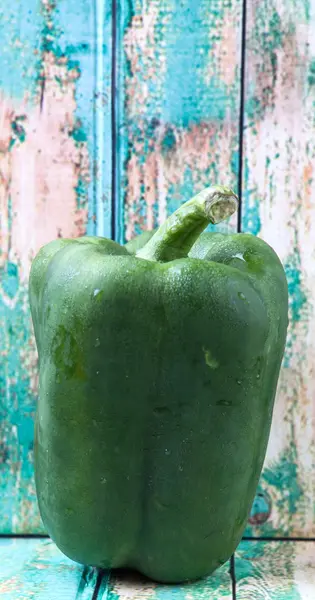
[243,0,315,537]
[1,539,315,599]
[0,0,112,532]
[115,0,242,243]
[235,541,315,599]
[97,561,233,600]
[0,538,97,599]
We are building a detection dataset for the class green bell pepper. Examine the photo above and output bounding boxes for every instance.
[29,185,288,583]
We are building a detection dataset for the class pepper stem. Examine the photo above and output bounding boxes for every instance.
[136,185,238,263]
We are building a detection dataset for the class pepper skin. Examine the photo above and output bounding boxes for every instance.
[29,186,288,583]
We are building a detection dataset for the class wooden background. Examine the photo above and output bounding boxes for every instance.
[0,0,315,547]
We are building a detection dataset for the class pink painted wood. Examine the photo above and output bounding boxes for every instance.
[115,0,242,243]
[0,0,112,532]
[243,0,315,537]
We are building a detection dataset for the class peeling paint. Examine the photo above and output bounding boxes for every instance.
[0,2,42,101]
[121,0,241,243]
[0,0,94,532]
[236,541,315,599]
[243,0,315,537]
[104,561,233,600]
[263,450,304,518]
[0,538,97,599]
[285,253,308,324]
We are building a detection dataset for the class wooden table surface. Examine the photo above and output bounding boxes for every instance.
[0,537,314,599]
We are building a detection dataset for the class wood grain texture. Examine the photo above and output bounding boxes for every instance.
[243,0,315,536]
[235,541,315,599]
[1,0,314,540]
[0,0,112,532]
[97,562,233,600]
[115,0,243,244]
[2,540,315,600]
[0,538,97,599]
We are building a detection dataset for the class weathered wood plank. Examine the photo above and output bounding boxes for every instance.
[0,0,112,532]
[0,538,97,599]
[235,541,315,599]
[116,0,243,243]
[98,561,233,600]
[242,0,315,536]
[94,0,113,238]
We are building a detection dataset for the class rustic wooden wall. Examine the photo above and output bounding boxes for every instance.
[114,0,241,243]
[0,0,112,532]
[0,0,314,538]
[243,0,315,537]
